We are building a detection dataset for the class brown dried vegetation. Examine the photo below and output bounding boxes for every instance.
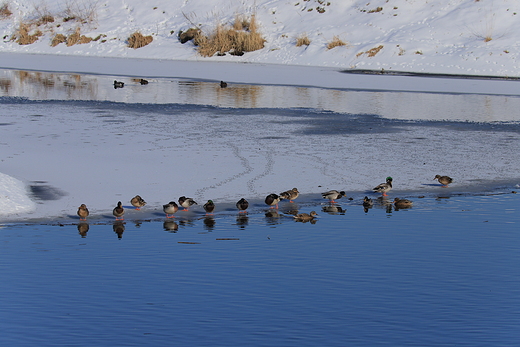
[327,35,346,50]
[195,14,265,57]
[12,23,43,45]
[296,34,311,47]
[127,31,153,49]
[0,3,12,19]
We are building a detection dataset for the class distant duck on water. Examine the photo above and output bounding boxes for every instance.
[113,80,124,89]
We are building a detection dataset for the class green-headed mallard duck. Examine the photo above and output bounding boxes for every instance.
[163,201,179,218]
[294,211,318,221]
[203,200,215,215]
[77,204,89,221]
[113,201,125,220]
[178,196,197,211]
[373,177,393,196]
[321,190,346,203]
[130,195,146,210]
[236,198,249,212]
[434,175,453,187]
[393,197,413,209]
[265,193,282,209]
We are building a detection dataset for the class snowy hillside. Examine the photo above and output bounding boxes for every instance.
[0,0,519,76]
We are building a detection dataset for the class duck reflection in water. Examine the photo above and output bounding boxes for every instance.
[113,221,125,239]
[163,220,179,232]
[203,216,216,231]
[322,204,345,215]
[265,210,281,225]
[362,196,374,213]
[236,213,249,229]
[77,222,89,238]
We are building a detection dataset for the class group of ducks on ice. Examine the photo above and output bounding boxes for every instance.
[76,175,454,222]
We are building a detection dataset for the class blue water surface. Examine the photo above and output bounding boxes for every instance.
[1,194,519,347]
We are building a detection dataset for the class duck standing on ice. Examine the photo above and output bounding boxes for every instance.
[434,175,453,187]
[373,177,393,196]
[178,196,197,211]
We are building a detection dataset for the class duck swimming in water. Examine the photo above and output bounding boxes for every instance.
[393,197,413,209]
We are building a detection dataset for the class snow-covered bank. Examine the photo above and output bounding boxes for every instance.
[0,172,35,216]
[1,0,520,77]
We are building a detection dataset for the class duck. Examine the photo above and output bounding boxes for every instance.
[265,193,282,209]
[280,187,299,203]
[139,79,148,85]
[393,197,413,209]
[178,196,197,211]
[294,211,318,222]
[77,204,89,221]
[220,81,228,88]
[236,198,249,212]
[113,80,124,89]
[163,201,179,218]
[130,195,146,210]
[113,201,125,220]
[203,200,215,215]
[373,177,393,196]
[321,190,346,203]
[363,196,374,208]
[434,174,453,187]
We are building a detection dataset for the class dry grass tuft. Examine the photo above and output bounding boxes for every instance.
[327,35,347,50]
[196,14,265,57]
[127,31,153,49]
[13,23,43,45]
[296,34,311,47]
[0,2,12,19]
[51,33,67,46]
[366,45,384,57]
[179,28,201,44]
[66,27,93,46]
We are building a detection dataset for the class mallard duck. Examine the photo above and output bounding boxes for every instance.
[265,193,282,209]
[220,81,228,88]
[178,196,197,211]
[363,196,374,208]
[434,175,453,187]
[113,80,124,89]
[294,211,318,221]
[236,198,249,212]
[203,200,215,215]
[281,187,299,203]
[113,201,125,220]
[163,201,179,218]
[393,197,413,209]
[321,190,346,203]
[77,204,89,221]
[130,195,146,210]
[139,79,148,85]
[373,177,393,196]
